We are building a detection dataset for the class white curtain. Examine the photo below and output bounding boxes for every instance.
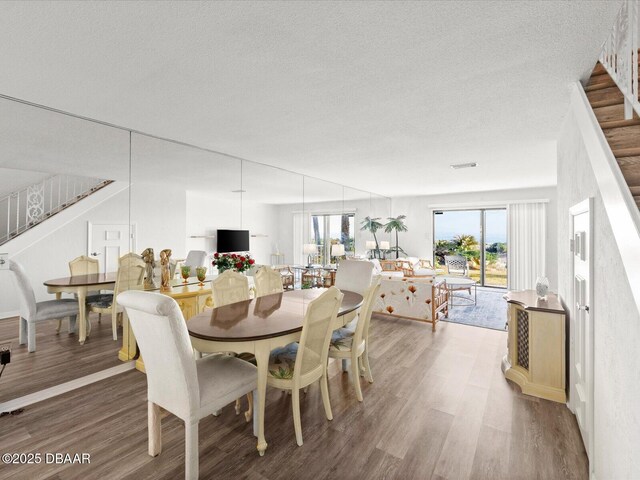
[507,202,547,290]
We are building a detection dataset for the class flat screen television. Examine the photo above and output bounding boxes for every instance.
[216,229,250,253]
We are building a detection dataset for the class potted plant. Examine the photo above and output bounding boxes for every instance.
[212,252,255,274]
[360,216,384,258]
[384,215,408,259]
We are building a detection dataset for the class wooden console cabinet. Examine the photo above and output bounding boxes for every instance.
[501,290,566,403]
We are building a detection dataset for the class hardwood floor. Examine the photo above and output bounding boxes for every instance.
[0,314,122,403]
[0,315,588,479]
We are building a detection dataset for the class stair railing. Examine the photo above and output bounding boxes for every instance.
[600,0,639,119]
[0,174,111,245]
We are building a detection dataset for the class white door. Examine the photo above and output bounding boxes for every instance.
[570,199,593,463]
[88,223,134,273]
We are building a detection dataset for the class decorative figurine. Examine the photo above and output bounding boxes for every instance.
[141,247,156,289]
[160,249,172,291]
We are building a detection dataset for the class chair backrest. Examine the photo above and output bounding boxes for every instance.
[295,286,343,379]
[379,260,398,272]
[355,280,381,347]
[184,250,208,271]
[9,260,37,319]
[116,290,199,418]
[334,260,374,295]
[444,255,468,276]
[115,253,146,296]
[211,270,250,307]
[254,266,284,297]
[69,255,99,276]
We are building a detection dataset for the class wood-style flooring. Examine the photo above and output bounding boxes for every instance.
[0,314,122,403]
[0,315,588,480]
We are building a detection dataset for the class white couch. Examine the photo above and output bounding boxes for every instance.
[373,275,448,331]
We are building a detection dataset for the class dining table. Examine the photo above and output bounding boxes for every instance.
[187,288,363,456]
[44,272,117,345]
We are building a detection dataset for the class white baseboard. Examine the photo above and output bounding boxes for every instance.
[0,310,19,320]
[0,362,135,413]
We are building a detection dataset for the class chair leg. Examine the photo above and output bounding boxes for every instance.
[320,373,333,421]
[27,321,36,353]
[148,401,162,457]
[244,392,253,423]
[98,313,102,324]
[351,353,363,402]
[235,398,241,415]
[56,319,62,334]
[112,310,118,341]
[185,420,199,480]
[68,315,77,334]
[362,349,374,383]
[18,317,27,346]
[341,359,349,372]
[292,388,303,446]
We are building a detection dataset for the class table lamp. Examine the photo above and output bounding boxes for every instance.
[366,240,376,259]
[380,241,390,259]
[303,244,317,266]
[331,244,345,264]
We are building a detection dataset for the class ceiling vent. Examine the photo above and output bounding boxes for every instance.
[450,162,478,169]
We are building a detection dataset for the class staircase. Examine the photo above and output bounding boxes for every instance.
[0,174,113,246]
[585,57,640,208]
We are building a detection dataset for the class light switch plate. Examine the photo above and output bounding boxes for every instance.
[0,253,8,270]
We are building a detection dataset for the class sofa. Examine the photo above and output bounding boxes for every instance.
[372,257,436,277]
[373,275,448,331]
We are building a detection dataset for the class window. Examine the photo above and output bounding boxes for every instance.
[309,213,355,264]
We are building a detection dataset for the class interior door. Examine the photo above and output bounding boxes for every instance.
[88,223,132,273]
[570,199,593,462]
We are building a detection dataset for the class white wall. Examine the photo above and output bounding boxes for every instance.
[185,192,279,267]
[557,108,640,478]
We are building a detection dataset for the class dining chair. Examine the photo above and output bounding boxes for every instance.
[254,266,284,298]
[9,260,79,352]
[64,255,108,331]
[88,253,145,340]
[329,280,380,401]
[267,286,344,446]
[334,259,374,295]
[116,290,258,480]
[274,265,295,290]
[210,269,252,418]
[211,270,250,307]
[184,250,208,272]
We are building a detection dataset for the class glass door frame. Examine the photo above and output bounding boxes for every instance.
[432,207,507,289]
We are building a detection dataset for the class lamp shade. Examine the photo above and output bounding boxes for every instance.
[365,241,376,249]
[380,241,390,250]
[331,244,345,257]
[303,244,317,254]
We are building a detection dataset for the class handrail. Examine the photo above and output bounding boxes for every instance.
[599,0,640,119]
[0,174,111,245]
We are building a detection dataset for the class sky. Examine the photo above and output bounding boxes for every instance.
[434,209,507,244]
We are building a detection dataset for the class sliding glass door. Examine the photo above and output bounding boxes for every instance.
[309,213,355,264]
[433,208,507,287]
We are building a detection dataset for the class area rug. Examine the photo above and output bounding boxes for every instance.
[441,287,507,331]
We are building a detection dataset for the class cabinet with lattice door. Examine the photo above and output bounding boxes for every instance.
[501,290,566,403]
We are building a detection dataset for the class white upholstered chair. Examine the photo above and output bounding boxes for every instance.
[211,270,250,307]
[9,260,79,352]
[88,253,145,340]
[117,290,257,480]
[184,250,208,272]
[329,280,380,401]
[254,266,284,298]
[267,286,343,446]
[334,259,374,294]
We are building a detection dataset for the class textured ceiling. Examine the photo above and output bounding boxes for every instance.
[0,1,621,197]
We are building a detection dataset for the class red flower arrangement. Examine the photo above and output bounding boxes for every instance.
[212,252,255,273]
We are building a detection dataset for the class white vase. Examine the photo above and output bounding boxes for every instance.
[536,276,549,300]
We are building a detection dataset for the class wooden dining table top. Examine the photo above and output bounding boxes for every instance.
[187,289,363,342]
[43,274,215,289]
